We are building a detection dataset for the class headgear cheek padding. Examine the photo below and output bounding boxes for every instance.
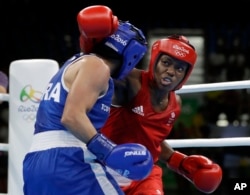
[115,39,147,79]
[149,35,197,90]
[103,21,147,79]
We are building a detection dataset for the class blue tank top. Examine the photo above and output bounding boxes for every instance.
[34,53,114,134]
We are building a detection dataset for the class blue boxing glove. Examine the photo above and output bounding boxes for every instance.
[87,133,153,180]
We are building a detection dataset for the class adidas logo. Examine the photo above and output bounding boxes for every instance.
[132,105,144,116]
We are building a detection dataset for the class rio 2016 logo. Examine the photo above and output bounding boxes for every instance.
[20,84,43,103]
[18,85,43,122]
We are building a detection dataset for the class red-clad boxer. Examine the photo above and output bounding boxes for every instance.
[101,35,222,194]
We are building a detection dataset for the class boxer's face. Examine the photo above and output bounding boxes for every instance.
[153,54,189,91]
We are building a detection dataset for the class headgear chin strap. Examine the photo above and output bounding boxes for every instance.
[148,35,197,90]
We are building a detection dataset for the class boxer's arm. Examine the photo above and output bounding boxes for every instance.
[61,56,109,143]
[112,69,142,106]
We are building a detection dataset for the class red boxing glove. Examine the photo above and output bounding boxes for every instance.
[77,5,118,38]
[77,5,119,53]
[167,151,222,194]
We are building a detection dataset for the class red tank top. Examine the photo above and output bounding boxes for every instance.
[101,71,181,162]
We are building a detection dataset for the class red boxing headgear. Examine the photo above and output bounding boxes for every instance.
[148,35,197,90]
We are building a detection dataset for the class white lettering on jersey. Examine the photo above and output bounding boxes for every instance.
[42,82,61,103]
[101,104,110,112]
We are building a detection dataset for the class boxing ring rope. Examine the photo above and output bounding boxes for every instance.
[167,137,250,148]
[0,94,9,102]
[176,80,250,94]
[1,79,250,153]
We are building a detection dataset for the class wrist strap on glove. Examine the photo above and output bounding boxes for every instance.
[87,133,116,162]
[167,151,186,174]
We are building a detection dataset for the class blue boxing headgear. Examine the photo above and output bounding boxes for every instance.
[103,21,147,79]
